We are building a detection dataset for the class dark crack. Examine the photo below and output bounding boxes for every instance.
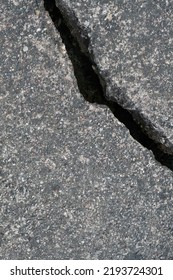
[44,0,173,171]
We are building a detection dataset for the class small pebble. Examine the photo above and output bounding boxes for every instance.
[23,46,28,52]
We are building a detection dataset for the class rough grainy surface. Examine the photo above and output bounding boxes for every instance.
[0,0,173,260]
[55,0,173,154]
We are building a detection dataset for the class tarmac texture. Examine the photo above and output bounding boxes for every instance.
[0,0,173,259]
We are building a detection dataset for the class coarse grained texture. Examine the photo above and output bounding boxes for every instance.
[0,0,173,260]
[55,0,173,154]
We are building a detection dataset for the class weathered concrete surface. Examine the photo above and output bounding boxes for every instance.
[0,0,173,260]
[55,0,173,155]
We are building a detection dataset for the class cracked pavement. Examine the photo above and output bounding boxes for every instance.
[0,0,173,259]
[55,0,173,155]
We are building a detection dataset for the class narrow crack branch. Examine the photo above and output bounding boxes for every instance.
[44,0,173,171]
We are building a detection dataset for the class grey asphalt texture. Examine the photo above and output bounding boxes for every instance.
[56,0,173,155]
[0,0,173,259]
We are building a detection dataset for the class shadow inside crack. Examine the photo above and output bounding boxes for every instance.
[44,0,173,171]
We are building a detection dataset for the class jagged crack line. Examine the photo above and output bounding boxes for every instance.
[44,0,173,171]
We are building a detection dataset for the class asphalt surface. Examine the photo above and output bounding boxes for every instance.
[0,0,173,259]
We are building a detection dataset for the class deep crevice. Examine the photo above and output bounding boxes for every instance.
[44,0,173,171]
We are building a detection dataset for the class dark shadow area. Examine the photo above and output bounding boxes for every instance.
[44,0,173,171]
